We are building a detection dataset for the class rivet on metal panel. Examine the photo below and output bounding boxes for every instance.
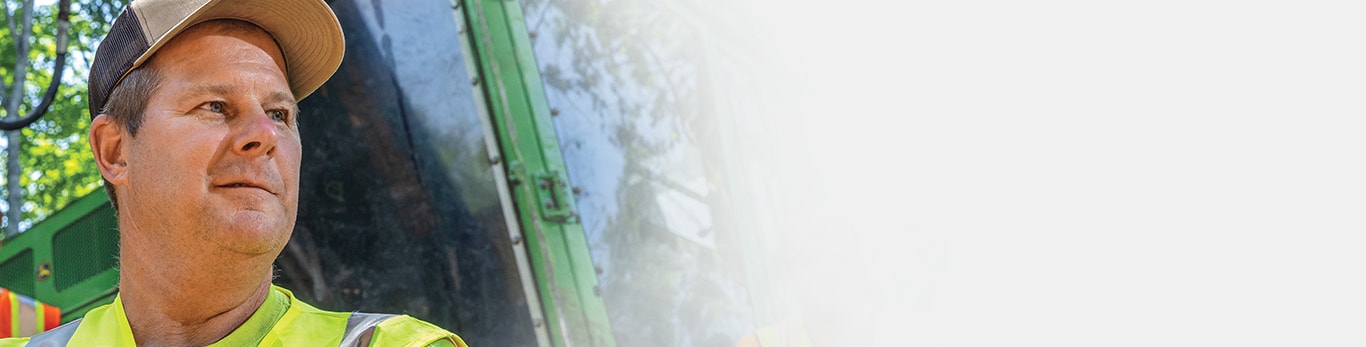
[511,235,522,245]
[471,76,480,86]
[458,24,466,34]
[488,155,501,166]
[529,31,538,39]
[572,186,582,195]
[533,318,544,328]
[594,265,603,275]
[549,108,560,116]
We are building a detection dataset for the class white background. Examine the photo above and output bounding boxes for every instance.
[742,0,1366,345]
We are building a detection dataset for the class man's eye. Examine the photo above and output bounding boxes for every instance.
[268,110,287,122]
[205,101,225,113]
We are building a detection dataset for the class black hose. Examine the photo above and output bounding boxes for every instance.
[0,0,72,131]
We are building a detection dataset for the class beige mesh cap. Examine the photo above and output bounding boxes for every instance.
[88,0,345,118]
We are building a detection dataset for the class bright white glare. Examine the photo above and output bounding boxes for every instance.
[737,0,1366,345]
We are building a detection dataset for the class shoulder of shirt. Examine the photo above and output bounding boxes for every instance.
[274,286,465,347]
[372,315,467,347]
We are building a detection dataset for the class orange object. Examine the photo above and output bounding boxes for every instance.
[0,288,62,338]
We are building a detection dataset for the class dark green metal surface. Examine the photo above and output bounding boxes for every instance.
[456,0,615,345]
[0,190,118,323]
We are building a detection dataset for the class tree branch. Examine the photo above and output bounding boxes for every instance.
[6,0,36,119]
[2,1,16,42]
[0,0,73,130]
[0,1,14,103]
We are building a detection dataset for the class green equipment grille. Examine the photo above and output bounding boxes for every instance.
[0,250,34,297]
[0,190,120,322]
[52,208,119,292]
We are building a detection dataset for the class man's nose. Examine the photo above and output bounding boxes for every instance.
[231,109,278,157]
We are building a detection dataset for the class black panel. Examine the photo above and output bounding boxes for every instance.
[277,0,536,345]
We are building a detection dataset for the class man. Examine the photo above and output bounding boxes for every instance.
[0,0,466,345]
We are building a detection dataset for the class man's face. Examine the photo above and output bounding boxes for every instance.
[120,22,299,258]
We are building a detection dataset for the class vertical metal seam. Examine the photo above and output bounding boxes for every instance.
[468,0,574,345]
[450,0,553,344]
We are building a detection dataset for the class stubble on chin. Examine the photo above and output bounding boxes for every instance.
[196,202,295,257]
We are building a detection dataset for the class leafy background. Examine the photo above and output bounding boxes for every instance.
[0,0,121,231]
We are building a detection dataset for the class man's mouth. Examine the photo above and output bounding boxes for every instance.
[218,182,275,194]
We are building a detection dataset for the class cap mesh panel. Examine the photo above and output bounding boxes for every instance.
[88,9,150,118]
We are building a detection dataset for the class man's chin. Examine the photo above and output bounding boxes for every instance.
[209,212,293,256]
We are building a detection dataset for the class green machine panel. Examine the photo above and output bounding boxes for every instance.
[0,190,119,322]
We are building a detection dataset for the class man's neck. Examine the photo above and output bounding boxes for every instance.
[117,243,276,346]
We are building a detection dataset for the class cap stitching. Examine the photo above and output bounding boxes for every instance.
[129,4,156,44]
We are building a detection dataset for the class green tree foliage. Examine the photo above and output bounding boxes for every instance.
[0,0,122,231]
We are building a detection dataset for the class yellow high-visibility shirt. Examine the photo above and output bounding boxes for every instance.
[0,285,465,346]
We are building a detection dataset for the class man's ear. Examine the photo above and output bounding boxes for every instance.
[89,114,129,187]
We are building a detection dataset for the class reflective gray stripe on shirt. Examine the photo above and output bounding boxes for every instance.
[25,318,81,347]
[340,312,396,347]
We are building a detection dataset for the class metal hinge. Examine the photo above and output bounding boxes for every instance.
[507,161,578,224]
[533,172,577,223]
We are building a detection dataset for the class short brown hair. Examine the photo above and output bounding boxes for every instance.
[97,65,161,210]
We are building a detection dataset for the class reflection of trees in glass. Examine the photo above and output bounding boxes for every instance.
[0,0,121,231]
[276,1,536,345]
[520,0,754,345]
